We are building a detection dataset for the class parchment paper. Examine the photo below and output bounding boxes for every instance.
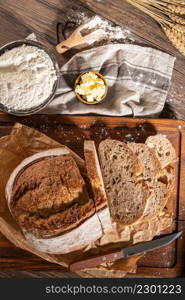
[0,124,173,277]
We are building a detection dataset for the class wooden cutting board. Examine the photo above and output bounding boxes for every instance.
[0,114,185,277]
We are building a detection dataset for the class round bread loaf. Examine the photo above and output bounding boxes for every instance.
[6,148,102,254]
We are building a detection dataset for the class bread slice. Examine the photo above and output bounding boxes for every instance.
[128,142,175,220]
[98,140,150,225]
[84,140,112,232]
[128,143,162,180]
[142,181,168,220]
[159,165,175,192]
[143,167,175,220]
[145,134,177,168]
[6,148,103,254]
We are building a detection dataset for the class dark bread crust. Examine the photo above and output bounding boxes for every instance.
[84,140,113,233]
[11,155,88,214]
[18,200,95,238]
[84,149,107,211]
[10,155,94,238]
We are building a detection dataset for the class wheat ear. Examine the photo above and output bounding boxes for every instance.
[172,24,185,33]
[163,0,185,5]
[162,26,185,55]
[167,5,185,15]
[126,0,185,56]
[169,14,185,25]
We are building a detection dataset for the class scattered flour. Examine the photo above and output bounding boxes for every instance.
[0,45,57,111]
[82,15,132,41]
[66,12,135,45]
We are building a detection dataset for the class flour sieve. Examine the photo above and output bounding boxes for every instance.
[0,40,60,116]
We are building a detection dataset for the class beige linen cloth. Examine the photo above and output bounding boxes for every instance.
[42,43,175,117]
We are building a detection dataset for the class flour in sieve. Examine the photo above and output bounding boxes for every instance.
[0,45,57,111]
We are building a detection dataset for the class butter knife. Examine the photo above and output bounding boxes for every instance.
[69,232,181,272]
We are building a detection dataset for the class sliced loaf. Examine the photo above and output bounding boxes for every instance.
[145,134,177,168]
[6,148,103,254]
[84,140,112,232]
[129,141,176,220]
[98,140,150,225]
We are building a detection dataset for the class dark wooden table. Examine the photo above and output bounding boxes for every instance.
[0,0,185,277]
[1,0,185,119]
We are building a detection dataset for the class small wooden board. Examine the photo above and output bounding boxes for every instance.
[0,114,185,277]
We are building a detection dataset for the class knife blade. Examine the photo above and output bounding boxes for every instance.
[69,232,181,272]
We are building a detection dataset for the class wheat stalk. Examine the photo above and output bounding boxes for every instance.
[162,26,185,55]
[154,0,185,6]
[126,0,185,55]
[161,0,185,4]
[126,0,172,25]
[129,0,185,16]
[170,14,185,25]
[167,4,185,15]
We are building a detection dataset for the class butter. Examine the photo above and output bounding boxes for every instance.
[75,72,106,102]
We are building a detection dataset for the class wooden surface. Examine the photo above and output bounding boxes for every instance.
[0,0,185,119]
[0,0,185,277]
[0,115,185,277]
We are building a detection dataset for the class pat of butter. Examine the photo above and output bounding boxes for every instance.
[75,72,106,102]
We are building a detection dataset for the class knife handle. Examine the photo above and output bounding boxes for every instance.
[69,250,123,272]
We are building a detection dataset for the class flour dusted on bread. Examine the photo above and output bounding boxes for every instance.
[23,214,102,254]
[6,148,103,254]
[98,140,150,225]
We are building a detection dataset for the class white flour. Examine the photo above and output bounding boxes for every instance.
[0,45,57,111]
[81,15,132,41]
[66,12,135,44]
